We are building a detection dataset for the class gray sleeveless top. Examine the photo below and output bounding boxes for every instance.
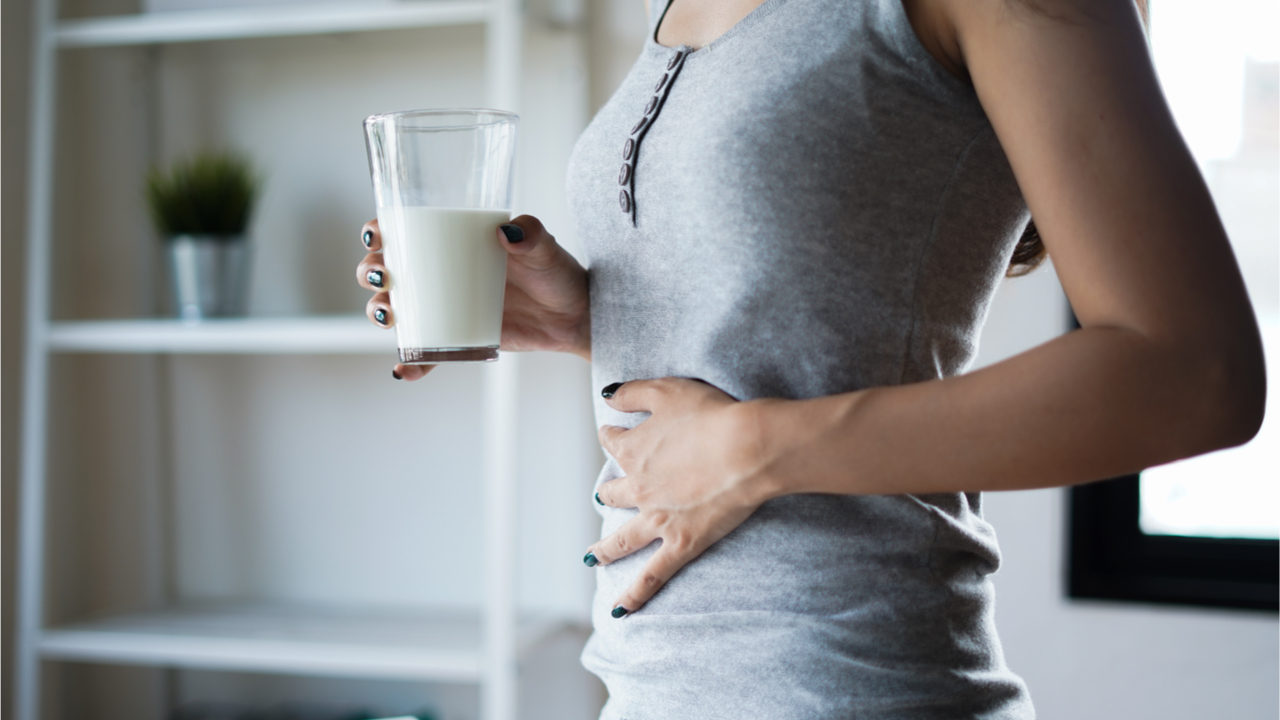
[566,0,1035,717]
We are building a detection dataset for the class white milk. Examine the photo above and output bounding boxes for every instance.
[376,206,510,357]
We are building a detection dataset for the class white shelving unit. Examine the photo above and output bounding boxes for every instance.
[38,604,566,683]
[16,3,526,720]
[48,316,395,354]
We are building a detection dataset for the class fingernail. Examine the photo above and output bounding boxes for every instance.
[374,308,389,326]
[583,552,598,567]
[392,369,403,380]
[500,224,525,243]
[601,382,624,399]
[366,269,384,288]
[611,606,629,618]
[594,492,604,506]
[362,229,374,249]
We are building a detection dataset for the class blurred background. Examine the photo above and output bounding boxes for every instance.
[1,0,1275,718]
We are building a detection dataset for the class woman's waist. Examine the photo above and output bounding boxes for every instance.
[590,492,1000,617]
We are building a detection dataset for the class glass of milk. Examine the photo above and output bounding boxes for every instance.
[363,109,518,363]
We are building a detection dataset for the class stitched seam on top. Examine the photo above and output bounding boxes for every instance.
[896,125,993,386]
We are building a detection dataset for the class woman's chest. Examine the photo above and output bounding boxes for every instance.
[567,29,982,274]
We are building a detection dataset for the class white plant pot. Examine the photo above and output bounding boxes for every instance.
[166,234,250,321]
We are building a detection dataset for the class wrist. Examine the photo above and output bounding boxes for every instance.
[746,389,875,499]
[736,398,795,503]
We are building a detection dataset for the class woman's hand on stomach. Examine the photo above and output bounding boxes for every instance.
[589,378,787,616]
[356,215,591,380]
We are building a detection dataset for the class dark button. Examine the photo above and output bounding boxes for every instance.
[619,163,631,185]
[667,51,684,70]
[644,96,658,115]
[619,189,632,213]
[654,73,669,93]
[631,117,647,135]
[623,138,635,160]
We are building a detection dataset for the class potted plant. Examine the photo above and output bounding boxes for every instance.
[146,152,259,321]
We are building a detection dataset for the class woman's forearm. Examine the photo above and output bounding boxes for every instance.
[756,323,1265,498]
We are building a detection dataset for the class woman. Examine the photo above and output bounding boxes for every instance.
[357,0,1266,716]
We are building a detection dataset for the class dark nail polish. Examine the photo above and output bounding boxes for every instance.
[392,369,403,380]
[374,308,389,326]
[362,229,374,249]
[611,606,629,618]
[500,224,525,243]
[601,382,624,399]
[595,492,604,506]
[583,552,599,567]
[366,269,384,288]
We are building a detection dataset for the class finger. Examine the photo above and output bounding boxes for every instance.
[600,377,669,413]
[597,424,633,465]
[609,544,689,617]
[360,219,381,251]
[586,515,660,566]
[366,293,393,328]
[603,376,725,414]
[357,253,388,291]
[392,363,434,382]
[594,476,638,509]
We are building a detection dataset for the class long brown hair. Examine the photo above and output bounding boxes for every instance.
[1007,220,1045,278]
[1004,0,1150,277]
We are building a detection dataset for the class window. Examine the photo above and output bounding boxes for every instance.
[1068,0,1278,612]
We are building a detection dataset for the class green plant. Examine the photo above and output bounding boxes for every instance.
[145,152,259,238]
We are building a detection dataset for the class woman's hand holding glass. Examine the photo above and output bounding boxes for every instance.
[356,214,591,379]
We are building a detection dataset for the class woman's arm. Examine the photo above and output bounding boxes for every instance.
[813,0,1265,492]
[588,0,1266,615]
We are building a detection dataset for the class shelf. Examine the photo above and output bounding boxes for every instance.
[55,1,491,48]
[47,316,397,355]
[39,603,571,682]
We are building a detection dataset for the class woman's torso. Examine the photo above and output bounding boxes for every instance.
[568,0,1034,716]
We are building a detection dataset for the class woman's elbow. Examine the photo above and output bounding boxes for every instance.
[1200,329,1267,451]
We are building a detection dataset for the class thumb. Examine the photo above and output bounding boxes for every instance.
[498,215,565,272]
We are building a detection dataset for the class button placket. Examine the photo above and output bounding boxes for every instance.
[618,48,688,226]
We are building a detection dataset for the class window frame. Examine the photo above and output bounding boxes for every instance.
[1067,474,1278,612]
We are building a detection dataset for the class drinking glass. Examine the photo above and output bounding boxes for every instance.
[364,109,519,363]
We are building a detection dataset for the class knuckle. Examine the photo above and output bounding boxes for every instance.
[639,572,664,591]
[664,533,690,555]
[648,509,670,529]
[611,534,633,555]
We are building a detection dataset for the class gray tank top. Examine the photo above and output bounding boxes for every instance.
[566,0,1035,716]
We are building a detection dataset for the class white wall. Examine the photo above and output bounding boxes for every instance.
[973,266,1280,720]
